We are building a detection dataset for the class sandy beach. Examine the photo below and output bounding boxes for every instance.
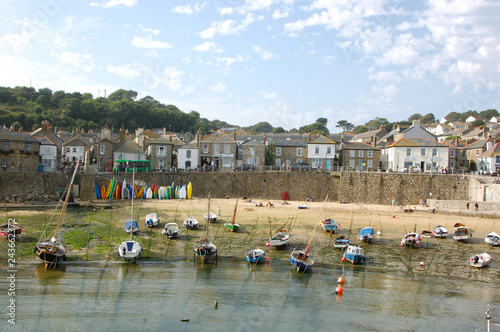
[3,197,499,282]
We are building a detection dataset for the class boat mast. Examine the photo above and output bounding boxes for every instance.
[206,192,211,241]
[304,195,329,257]
[129,165,135,241]
[51,161,79,240]
[268,217,273,238]
[232,199,238,225]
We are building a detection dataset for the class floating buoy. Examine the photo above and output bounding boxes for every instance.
[376,231,381,235]
[393,215,396,218]
[214,301,218,309]
[337,277,345,284]
[420,262,425,267]
[342,257,346,262]
[335,286,343,294]
[181,318,189,322]
[249,268,253,272]
[105,255,109,260]
[265,242,270,247]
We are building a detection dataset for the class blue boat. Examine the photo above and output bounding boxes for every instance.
[359,227,375,243]
[246,248,266,264]
[343,245,366,264]
[124,220,139,234]
[320,219,340,233]
[334,235,350,249]
[290,249,314,271]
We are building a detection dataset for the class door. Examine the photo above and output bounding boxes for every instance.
[326,159,332,171]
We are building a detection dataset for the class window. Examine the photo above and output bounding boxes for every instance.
[406,148,411,156]
[327,146,331,154]
[496,156,500,163]
[214,144,219,154]
[247,158,255,165]
[450,161,455,169]
[43,146,51,155]
[276,147,281,156]
[157,146,166,156]
[158,159,164,167]
[249,147,255,156]
[26,143,31,152]
[100,145,105,155]
[275,159,281,166]
[136,154,142,160]
[224,144,230,154]
[450,150,455,158]
[367,151,373,158]
[359,150,363,157]
[2,159,7,166]
[367,160,373,168]
[421,148,426,157]
[462,151,466,157]
[222,157,231,167]
[297,148,302,156]
[350,150,355,157]
[349,160,355,167]
[73,147,77,153]
[186,150,191,158]
[476,150,479,156]
[2,142,8,151]
[432,148,437,156]
[66,147,71,153]
[203,144,208,153]
[315,146,319,154]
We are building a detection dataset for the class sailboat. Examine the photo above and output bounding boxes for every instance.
[290,196,329,272]
[34,161,79,269]
[266,218,289,247]
[194,193,217,262]
[224,199,240,231]
[118,166,142,260]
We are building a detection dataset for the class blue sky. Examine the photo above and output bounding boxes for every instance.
[1,0,500,132]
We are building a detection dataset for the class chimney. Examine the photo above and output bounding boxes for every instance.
[263,133,266,146]
[373,136,377,147]
[308,133,311,142]
[412,120,421,128]
[233,131,236,141]
[41,120,49,131]
[455,136,459,146]
[380,125,385,132]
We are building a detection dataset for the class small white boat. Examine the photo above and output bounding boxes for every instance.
[432,225,448,238]
[246,248,266,264]
[343,245,366,264]
[485,232,500,246]
[401,232,421,247]
[204,212,217,223]
[124,220,139,234]
[118,240,142,260]
[470,253,492,268]
[267,231,290,247]
[298,205,307,209]
[183,217,199,230]
[162,223,180,239]
[452,223,472,242]
[145,212,160,228]
[334,236,350,249]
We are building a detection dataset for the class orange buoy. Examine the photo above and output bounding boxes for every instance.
[337,277,345,284]
[393,215,396,218]
[420,262,425,267]
[335,286,343,294]
[249,268,253,272]
[342,257,346,262]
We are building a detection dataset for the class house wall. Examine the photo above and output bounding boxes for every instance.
[0,140,40,171]
[177,148,199,170]
[240,145,265,166]
[275,145,307,167]
[307,144,336,169]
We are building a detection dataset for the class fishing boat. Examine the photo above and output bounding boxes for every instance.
[470,253,492,268]
[34,162,79,269]
[334,236,350,249]
[290,196,329,272]
[245,248,266,264]
[194,193,217,262]
[359,227,375,243]
[452,223,472,242]
[266,218,290,247]
[162,223,180,239]
[145,212,160,228]
[401,232,422,247]
[183,217,199,230]
[343,245,366,264]
[224,199,240,232]
[204,212,217,223]
[320,219,340,233]
[0,222,23,238]
[118,166,142,260]
[298,205,307,209]
[124,220,139,234]
[432,225,448,238]
[485,232,500,246]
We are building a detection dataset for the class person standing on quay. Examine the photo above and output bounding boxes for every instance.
[475,202,479,211]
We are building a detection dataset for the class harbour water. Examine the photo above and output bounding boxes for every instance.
[2,259,499,331]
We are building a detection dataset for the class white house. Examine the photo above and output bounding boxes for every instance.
[38,136,58,172]
[307,134,336,170]
[477,142,500,174]
[177,139,199,170]
[381,138,449,172]
[466,116,477,123]
[113,141,146,162]
[63,136,90,163]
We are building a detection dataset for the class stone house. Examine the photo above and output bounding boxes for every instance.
[199,130,237,170]
[36,136,58,172]
[90,124,115,172]
[307,134,336,170]
[463,138,496,172]
[177,139,199,171]
[394,120,436,141]
[0,131,41,171]
[236,138,266,168]
[113,140,146,162]
[381,138,449,172]
[31,120,64,170]
[339,142,381,171]
[477,142,500,174]
[352,126,387,144]
[442,139,467,172]
[146,136,174,171]
[269,137,308,169]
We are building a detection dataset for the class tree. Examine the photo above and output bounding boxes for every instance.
[365,117,389,129]
[353,125,368,134]
[316,117,328,126]
[107,89,138,102]
[480,109,499,119]
[408,113,422,122]
[336,120,354,133]
[471,119,485,128]
[274,127,286,133]
[420,113,436,124]
[299,122,329,135]
[265,142,275,166]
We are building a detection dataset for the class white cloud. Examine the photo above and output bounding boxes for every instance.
[272,9,289,19]
[193,41,223,53]
[107,64,142,79]
[216,54,247,67]
[163,66,183,91]
[262,91,277,99]
[171,2,204,15]
[254,46,277,60]
[131,36,171,49]
[200,13,264,38]
[367,69,401,82]
[209,81,226,94]
[138,24,160,35]
[58,52,95,72]
[103,0,138,8]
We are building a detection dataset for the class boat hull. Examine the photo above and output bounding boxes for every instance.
[35,241,66,268]
[224,222,240,232]
[194,241,217,261]
[162,223,180,238]
[470,253,492,268]
[290,250,314,271]
[0,224,23,237]
[246,249,266,264]
[145,213,160,228]
[343,252,366,264]
[183,218,199,230]
[118,240,142,260]
[485,232,500,246]
[268,232,289,247]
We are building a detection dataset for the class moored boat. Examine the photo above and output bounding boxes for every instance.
[204,212,217,223]
[125,220,139,234]
[224,199,240,232]
[245,248,266,264]
[359,227,375,243]
[183,217,199,230]
[194,193,217,262]
[485,232,500,246]
[334,236,350,249]
[145,212,160,228]
[452,223,472,242]
[432,225,448,238]
[162,223,180,239]
[118,166,142,261]
[0,222,23,237]
[470,253,492,268]
[343,245,366,264]
[401,232,421,247]
[320,219,340,233]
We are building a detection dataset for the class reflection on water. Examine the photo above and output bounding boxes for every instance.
[1,259,499,331]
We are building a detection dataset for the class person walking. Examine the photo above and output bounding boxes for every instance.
[475,202,478,211]
[466,202,470,210]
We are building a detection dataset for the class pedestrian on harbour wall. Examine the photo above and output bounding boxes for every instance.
[466,202,469,210]
[475,202,478,211]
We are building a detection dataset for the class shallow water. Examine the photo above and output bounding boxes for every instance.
[2,259,499,331]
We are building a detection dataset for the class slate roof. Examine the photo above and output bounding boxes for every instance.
[387,138,447,148]
[341,142,381,150]
[463,138,495,150]
[114,141,145,154]
[309,134,336,144]
[478,143,500,157]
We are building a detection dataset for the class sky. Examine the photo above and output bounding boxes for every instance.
[1,0,500,132]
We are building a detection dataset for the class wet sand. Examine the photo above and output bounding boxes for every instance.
[3,197,499,282]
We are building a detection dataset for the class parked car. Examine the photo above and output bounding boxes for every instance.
[233,164,256,171]
[200,165,216,172]
[290,163,311,171]
[400,165,421,173]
